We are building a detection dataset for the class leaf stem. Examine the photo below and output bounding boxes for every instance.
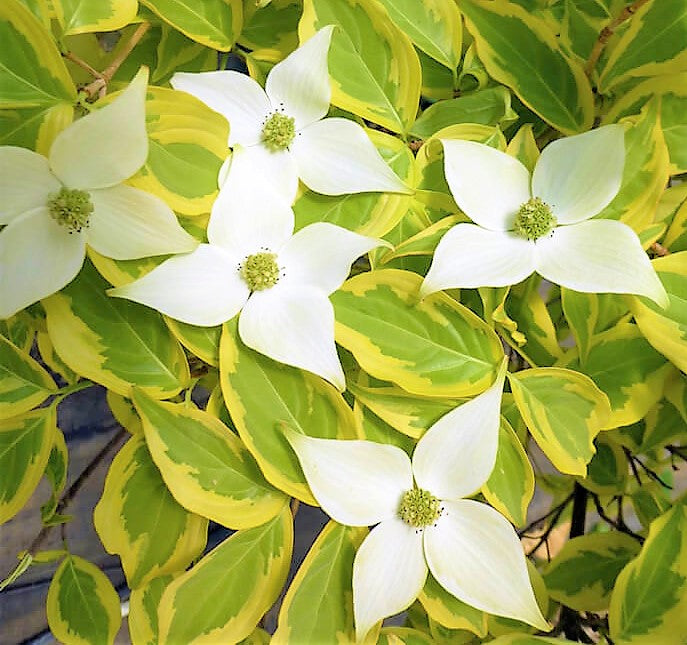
[584,0,651,77]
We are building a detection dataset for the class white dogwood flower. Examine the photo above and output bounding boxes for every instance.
[171,26,411,203]
[420,125,668,307]
[285,361,549,642]
[109,155,387,391]
[0,68,198,319]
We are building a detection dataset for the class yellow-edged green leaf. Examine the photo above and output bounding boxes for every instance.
[482,417,534,527]
[140,0,242,50]
[609,505,687,643]
[410,86,517,139]
[630,252,687,375]
[488,635,579,645]
[40,426,68,522]
[300,0,421,134]
[379,627,437,644]
[273,522,366,644]
[165,318,220,367]
[595,98,670,232]
[562,288,601,366]
[418,572,487,636]
[505,123,540,173]
[664,193,687,253]
[418,47,454,100]
[559,0,610,62]
[53,0,137,35]
[294,129,414,238]
[93,435,208,589]
[158,506,293,644]
[376,0,462,70]
[508,367,610,476]
[128,86,229,216]
[457,0,593,133]
[152,24,217,84]
[36,329,78,385]
[505,276,563,367]
[132,389,288,528]
[559,323,674,428]
[543,532,641,612]
[0,102,74,155]
[47,554,122,645]
[239,0,300,54]
[0,407,56,524]
[0,333,57,420]
[353,393,416,455]
[631,482,672,530]
[0,312,35,354]
[332,269,504,397]
[128,574,174,645]
[579,434,627,496]
[640,397,687,453]
[219,318,357,504]
[603,72,687,175]
[0,0,77,107]
[349,381,456,439]
[598,0,687,93]
[43,260,189,400]
[380,215,461,264]
[106,390,144,435]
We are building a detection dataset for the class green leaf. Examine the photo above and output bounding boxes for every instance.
[47,554,122,645]
[0,102,74,156]
[579,435,627,496]
[239,0,301,54]
[0,0,77,107]
[300,0,421,134]
[43,261,190,399]
[165,318,221,367]
[331,269,504,397]
[40,427,68,522]
[349,381,456,439]
[132,389,288,529]
[508,367,610,476]
[457,0,594,133]
[53,0,137,35]
[598,0,687,93]
[410,86,517,139]
[128,86,229,216]
[158,506,293,644]
[560,322,675,428]
[418,572,487,636]
[375,0,462,70]
[543,532,641,612]
[94,435,208,589]
[273,522,366,644]
[219,318,357,504]
[595,98,670,232]
[128,575,174,645]
[610,505,687,643]
[0,408,56,524]
[140,0,243,50]
[630,252,687,375]
[152,24,217,84]
[379,627,437,644]
[293,129,414,238]
[0,333,57,420]
[603,72,687,175]
[482,417,534,527]
[640,397,687,453]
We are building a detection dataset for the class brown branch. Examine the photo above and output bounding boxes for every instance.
[62,51,102,78]
[651,242,670,257]
[82,22,150,99]
[585,0,651,77]
[25,427,127,558]
[592,494,645,544]
[518,492,574,538]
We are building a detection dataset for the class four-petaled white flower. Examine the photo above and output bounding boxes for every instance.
[171,26,411,204]
[0,67,198,319]
[420,125,668,307]
[109,159,387,391]
[285,361,549,642]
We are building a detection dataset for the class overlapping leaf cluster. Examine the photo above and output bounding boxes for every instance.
[1,0,687,644]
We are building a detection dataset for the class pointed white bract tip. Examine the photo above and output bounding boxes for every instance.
[418,278,437,301]
[652,284,670,310]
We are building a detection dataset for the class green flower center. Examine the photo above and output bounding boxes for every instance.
[240,252,280,291]
[47,187,94,233]
[513,197,557,241]
[398,488,442,528]
[261,112,296,152]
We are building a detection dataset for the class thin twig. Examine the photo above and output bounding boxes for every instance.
[26,427,127,557]
[82,22,150,99]
[62,51,102,78]
[624,447,642,486]
[592,494,645,544]
[518,492,574,538]
[585,0,651,76]
[624,448,673,489]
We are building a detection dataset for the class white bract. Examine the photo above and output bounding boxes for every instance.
[171,26,411,203]
[420,125,668,307]
[285,362,549,642]
[109,157,387,391]
[0,68,198,319]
